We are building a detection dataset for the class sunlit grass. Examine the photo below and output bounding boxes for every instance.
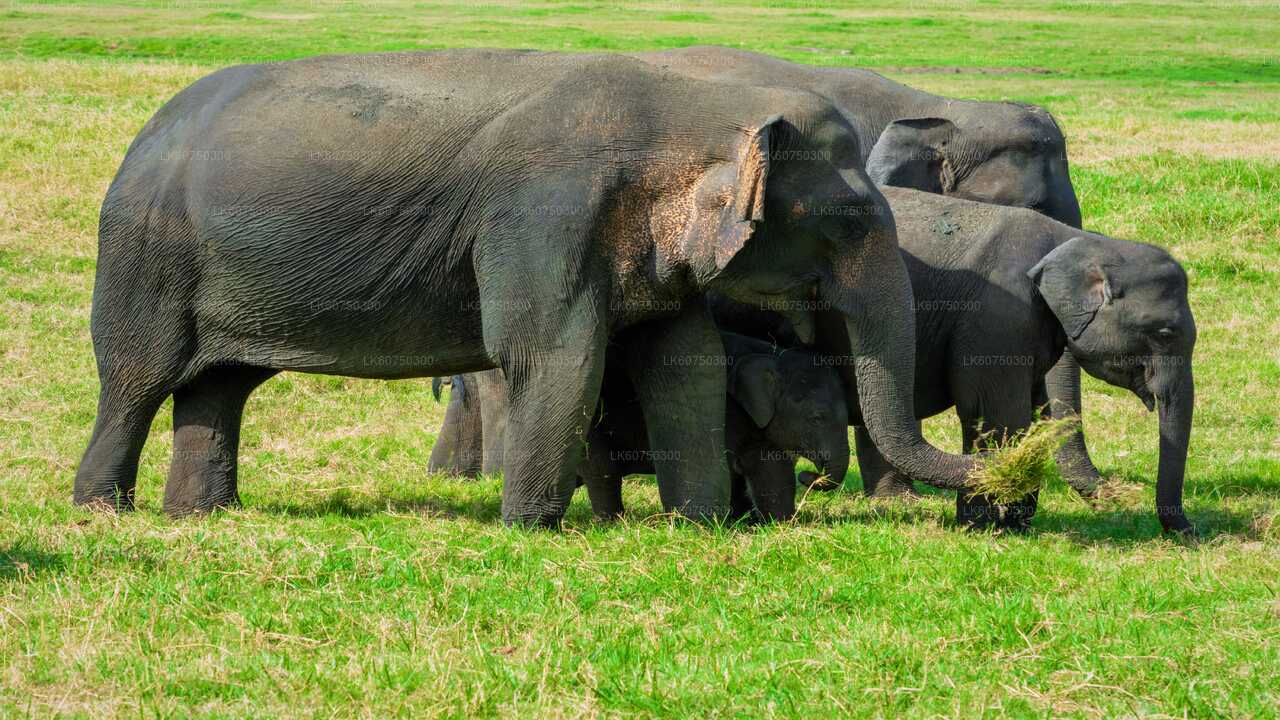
[2,1,1279,716]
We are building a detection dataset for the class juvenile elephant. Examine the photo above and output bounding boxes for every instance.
[850,187,1195,532]
[551,333,849,521]
[76,50,980,527]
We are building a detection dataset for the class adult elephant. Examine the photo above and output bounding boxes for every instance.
[74,49,979,528]
[435,46,1105,498]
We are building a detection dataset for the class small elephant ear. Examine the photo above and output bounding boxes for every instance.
[1027,236,1116,339]
[866,117,958,194]
[729,354,781,428]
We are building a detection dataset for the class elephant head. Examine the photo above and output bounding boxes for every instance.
[729,347,851,505]
[866,104,1082,228]
[681,109,975,491]
[1028,236,1197,533]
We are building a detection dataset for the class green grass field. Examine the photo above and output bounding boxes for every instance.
[2,1,1279,716]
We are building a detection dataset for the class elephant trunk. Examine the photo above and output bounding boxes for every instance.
[814,231,975,490]
[1044,179,1082,229]
[1038,141,1082,229]
[1153,362,1195,534]
[798,443,849,492]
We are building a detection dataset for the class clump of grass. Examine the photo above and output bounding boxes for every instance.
[966,418,1078,504]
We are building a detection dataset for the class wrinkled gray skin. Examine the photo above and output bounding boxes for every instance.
[75,49,978,527]
[849,188,1194,532]
[576,333,849,522]
[627,47,1103,497]
[437,45,1108,502]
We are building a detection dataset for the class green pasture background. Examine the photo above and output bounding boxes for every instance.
[1,1,1278,716]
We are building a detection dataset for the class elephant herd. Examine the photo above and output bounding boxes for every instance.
[74,47,1196,534]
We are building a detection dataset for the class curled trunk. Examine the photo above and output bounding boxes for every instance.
[813,235,976,490]
[798,445,849,492]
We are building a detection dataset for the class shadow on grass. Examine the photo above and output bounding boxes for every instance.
[1187,469,1280,499]
[246,475,1270,547]
[1032,505,1267,547]
[0,544,66,581]
[251,485,506,522]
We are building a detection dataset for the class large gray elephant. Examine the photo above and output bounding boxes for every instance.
[627,47,1101,497]
[74,49,980,527]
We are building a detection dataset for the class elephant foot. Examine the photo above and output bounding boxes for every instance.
[74,489,135,514]
[1062,470,1101,500]
[956,493,1000,531]
[996,512,1034,534]
[1159,510,1197,540]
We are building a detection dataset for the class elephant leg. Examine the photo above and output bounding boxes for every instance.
[955,422,1000,529]
[496,304,606,528]
[580,425,625,520]
[475,369,508,475]
[729,472,754,521]
[583,472,624,520]
[428,374,484,477]
[954,379,1036,531]
[854,425,918,498]
[74,378,171,511]
[741,456,798,522]
[623,297,731,520]
[164,366,276,517]
[1046,351,1103,497]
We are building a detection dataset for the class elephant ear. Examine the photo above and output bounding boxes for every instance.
[1028,236,1116,340]
[729,353,781,428]
[678,115,784,275]
[866,117,958,194]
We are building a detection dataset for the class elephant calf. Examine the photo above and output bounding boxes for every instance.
[578,333,849,521]
[854,187,1196,532]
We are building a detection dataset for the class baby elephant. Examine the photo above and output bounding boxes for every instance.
[579,333,849,521]
[866,187,1196,533]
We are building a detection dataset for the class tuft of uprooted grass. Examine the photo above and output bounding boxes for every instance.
[966,418,1079,505]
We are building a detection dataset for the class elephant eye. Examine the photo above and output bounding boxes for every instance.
[1155,327,1176,338]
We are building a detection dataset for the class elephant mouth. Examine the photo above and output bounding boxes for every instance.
[797,469,840,490]
[1128,363,1157,412]
[1133,383,1157,412]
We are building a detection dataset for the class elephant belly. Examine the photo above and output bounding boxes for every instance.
[191,264,491,379]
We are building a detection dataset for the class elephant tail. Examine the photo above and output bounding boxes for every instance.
[432,375,465,403]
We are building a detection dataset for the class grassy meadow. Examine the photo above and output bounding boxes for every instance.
[1,1,1279,716]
